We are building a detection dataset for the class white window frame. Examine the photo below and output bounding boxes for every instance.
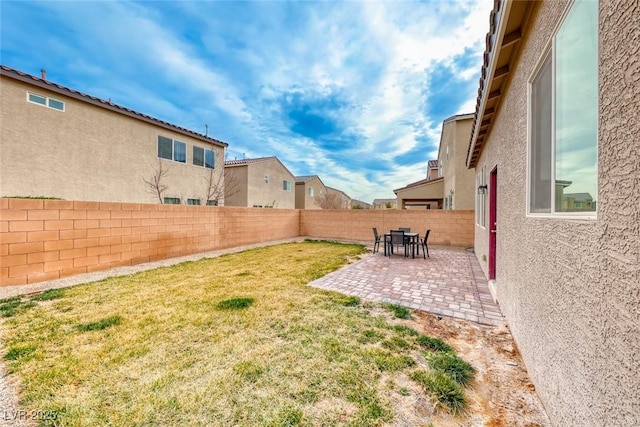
[192,146,215,169]
[187,198,201,206]
[158,136,187,164]
[27,91,65,111]
[308,187,314,197]
[526,0,598,220]
[283,180,292,191]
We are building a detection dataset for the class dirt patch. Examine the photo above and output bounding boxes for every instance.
[409,310,551,426]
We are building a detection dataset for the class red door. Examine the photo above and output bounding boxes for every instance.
[489,167,498,280]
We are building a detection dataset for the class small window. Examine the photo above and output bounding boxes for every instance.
[206,199,218,206]
[193,146,215,169]
[283,180,292,191]
[48,98,65,111]
[264,175,269,184]
[193,146,205,167]
[28,92,46,106]
[174,140,186,163]
[158,136,173,160]
[308,187,314,197]
[158,136,187,163]
[27,91,64,111]
[163,197,181,205]
[187,198,201,205]
[205,149,215,169]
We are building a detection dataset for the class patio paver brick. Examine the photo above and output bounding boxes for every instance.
[309,247,504,326]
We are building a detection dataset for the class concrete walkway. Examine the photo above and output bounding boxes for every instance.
[310,246,504,326]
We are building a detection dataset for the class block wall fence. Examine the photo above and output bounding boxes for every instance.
[1,198,474,287]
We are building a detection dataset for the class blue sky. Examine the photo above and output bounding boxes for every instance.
[1,0,492,203]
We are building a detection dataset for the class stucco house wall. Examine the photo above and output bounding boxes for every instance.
[295,176,325,209]
[438,114,475,210]
[470,1,639,425]
[0,68,227,205]
[224,157,296,209]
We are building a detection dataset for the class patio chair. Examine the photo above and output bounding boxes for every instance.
[419,229,431,258]
[372,227,382,253]
[388,230,408,257]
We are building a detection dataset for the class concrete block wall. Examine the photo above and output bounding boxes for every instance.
[300,209,474,248]
[1,199,474,287]
[0,199,299,286]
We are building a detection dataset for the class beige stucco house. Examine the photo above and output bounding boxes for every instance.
[223,156,296,209]
[467,0,639,425]
[438,114,475,210]
[295,175,326,209]
[323,186,352,209]
[351,199,372,209]
[371,198,397,209]
[0,66,228,205]
[394,114,474,209]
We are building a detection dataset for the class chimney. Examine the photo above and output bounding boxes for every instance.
[40,69,46,80]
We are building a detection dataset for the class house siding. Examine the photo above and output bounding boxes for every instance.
[438,116,475,210]
[474,1,639,425]
[0,76,225,205]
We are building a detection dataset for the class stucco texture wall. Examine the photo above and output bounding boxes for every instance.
[474,1,639,425]
[0,78,225,205]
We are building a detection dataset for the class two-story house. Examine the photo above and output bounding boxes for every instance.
[295,175,326,210]
[0,66,227,205]
[223,156,296,209]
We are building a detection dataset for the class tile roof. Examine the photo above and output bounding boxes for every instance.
[295,175,318,184]
[224,156,277,166]
[0,65,228,148]
[466,0,532,168]
[393,176,444,193]
[428,160,439,168]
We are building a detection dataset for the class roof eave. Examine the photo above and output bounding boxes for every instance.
[0,65,228,148]
[466,0,532,169]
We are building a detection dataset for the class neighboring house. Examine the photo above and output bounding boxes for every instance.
[223,156,296,209]
[0,66,228,205]
[394,114,474,210]
[393,177,443,209]
[295,175,327,209]
[371,198,396,209]
[438,113,475,210]
[322,186,352,209]
[351,199,372,209]
[466,1,638,425]
[426,159,439,181]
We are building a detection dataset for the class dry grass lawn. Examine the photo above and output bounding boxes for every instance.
[1,241,475,426]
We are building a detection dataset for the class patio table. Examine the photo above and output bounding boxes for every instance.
[383,232,419,258]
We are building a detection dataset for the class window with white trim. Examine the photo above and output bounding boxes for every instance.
[158,136,186,163]
[308,187,314,197]
[27,91,65,111]
[528,0,598,217]
[187,198,201,205]
[206,200,218,206]
[193,146,215,169]
[283,180,292,191]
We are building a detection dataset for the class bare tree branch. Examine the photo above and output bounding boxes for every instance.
[204,167,241,206]
[143,159,170,204]
[314,191,345,209]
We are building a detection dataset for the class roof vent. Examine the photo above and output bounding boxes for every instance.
[40,69,46,80]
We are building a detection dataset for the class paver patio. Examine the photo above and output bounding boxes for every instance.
[309,246,504,326]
